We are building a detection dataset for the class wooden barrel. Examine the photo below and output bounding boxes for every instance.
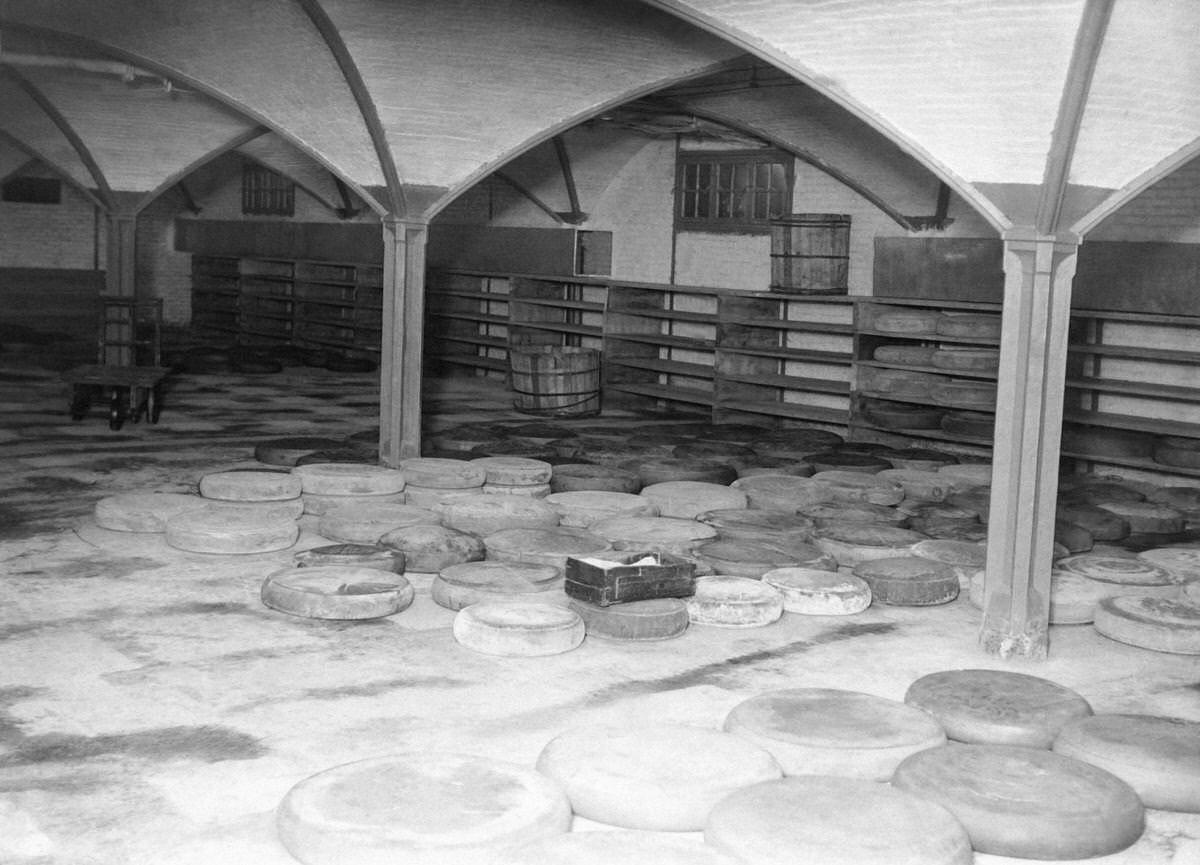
[769,214,851,295]
[509,346,601,417]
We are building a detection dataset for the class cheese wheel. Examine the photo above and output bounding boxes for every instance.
[302,491,408,517]
[484,527,612,570]
[295,448,377,467]
[733,457,814,478]
[403,485,484,509]
[626,458,737,487]
[535,724,782,831]
[860,400,946,431]
[811,470,905,506]
[567,597,689,641]
[1147,485,1200,512]
[1138,546,1200,582]
[292,463,405,496]
[318,503,441,545]
[903,669,1093,748]
[1096,501,1186,534]
[695,507,814,542]
[436,495,560,538]
[502,421,576,444]
[694,539,834,579]
[939,410,994,440]
[424,425,503,454]
[858,367,942,399]
[871,309,942,334]
[1052,713,1200,812]
[1056,503,1130,540]
[969,568,1102,623]
[294,544,405,573]
[813,524,926,568]
[853,556,959,605]
[875,469,951,503]
[549,463,640,494]
[884,450,958,473]
[591,516,717,555]
[799,501,908,527]
[1061,479,1147,505]
[453,601,584,656]
[199,470,302,502]
[730,474,831,511]
[724,688,946,780]
[931,346,1000,372]
[399,457,487,489]
[165,507,298,554]
[686,576,784,627]
[432,561,562,610]
[910,539,985,573]
[543,491,658,528]
[490,829,734,865]
[704,775,972,865]
[93,492,205,533]
[1053,518,1094,553]
[261,567,413,619]
[1094,594,1200,654]
[380,525,484,572]
[763,567,871,614]
[1055,553,1183,598]
[891,744,1144,860]
[276,753,571,865]
[201,498,306,521]
[806,450,894,473]
[481,483,551,498]
[748,427,844,454]
[872,343,939,365]
[673,441,756,462]
[469,456,552,486]
[936,463,992,489]
[936,312,1002,338]
[638,481,747,519]
[1061,426,1158,460]
[254,436,343,467]
[930,380,996,409]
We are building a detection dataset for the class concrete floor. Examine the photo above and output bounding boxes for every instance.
[1,359,1199,864]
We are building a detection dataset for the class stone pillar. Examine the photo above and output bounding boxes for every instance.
[980,230,1080,658]
[378,217,428,467]
[103,210,138,365]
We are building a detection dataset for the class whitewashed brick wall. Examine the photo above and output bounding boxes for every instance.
[0,168,100,270]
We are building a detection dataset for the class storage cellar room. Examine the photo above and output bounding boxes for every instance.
[1,1,1199,863]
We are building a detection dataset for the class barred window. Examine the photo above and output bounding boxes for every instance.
[242,164,295,216]
[676,150,792,232]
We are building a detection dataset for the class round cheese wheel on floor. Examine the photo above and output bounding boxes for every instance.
[936,312,1002,338]
[403,485,484,509]
[1139,546,1200,582]
[436,495,560,538]
[165,507,298,554]
[1094,594,1200,654]
[860,400,947,431]
[704,775,972,865]
[199,470,302,502]
[813,524,926,568]
[568,598,689,641]
[1052,713,1200,812]
[276,753,571,865]
[871,308,942,333]
[1057,503,1130,540]
[292,463,406,496]
[201,497,306,521]
[873,343,939,365]
[762,567,872,615]
[811,470,905,506]
[490,829,733,865]
[939,410,994,440]
[733,457,813,478]
[535,724,781,831]
[853,556,959,605]
[469,456,552,486]
[549,463,640,494]
[1097,501,1186,535]
[903,669,1093,748]
[694,539,834,578]
[910,539,986,585]
[638,481,747,519]
[730,474,831,511]
[294,544,405,573]
[93,492,205,533]
[799,501,908,527]
[432,561,562,610]
[543,491,658,528]
[254,436,344,467]
[673,441,756,462]
[453,601,584,656]
[724,688,947,779]
[591,516,717,555]
[807,450,895,473]
[695,508,814,544]
[482,482,551,498]
[484,527,611,570]
[969,568,1103,623]
[261,567,413,619]
[399,457,487,489]
[626,457,737,487]
[317,503,441,545]
[891,744,1144,860]
[380,525,484,572]
[686,576,784,627]
[931,346,1000,372]
[301,491,408,517]
[1055,553,1183,598]
[875,469,951,503]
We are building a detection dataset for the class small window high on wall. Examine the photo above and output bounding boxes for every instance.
[1,176,62,204]
[676,150,792,232]
[242,164,295,216]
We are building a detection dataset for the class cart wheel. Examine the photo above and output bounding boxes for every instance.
[69,385,90,421]
[109,389,128,431]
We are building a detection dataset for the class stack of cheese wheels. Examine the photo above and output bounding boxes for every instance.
[93,492,205,533]
[483,527,612,570]
[491,829,733,865]
[1054,518,1094,553]
[292,463,407,516]
[472,456,553,498]
[799,501,908,527]
[860,399,946,431]
[870,307,942,334]
[695,508,814,544]
[858,367,943,400]
[424,424,502,455]
[380,524,484,573]
[452,601,584,656]
[276,753,572,865]
[936,463,992,490]
[730,474,831,512]
[1055,553,1183,599]
[1139,546,1200,583]
[686,576,784,627]
[254,436,344,467]
[638,481,747,519]
[1061,478,1146,505]
[1094,594,1200,653]
[945,489,990,524]
[294,543,404,573]
[432,561,562,610]
[436,495,560,538]
[875,469,950,503]
[911,539,985,588]
[1052,713,1200,812]
[1096,500,1186,535]
[165,506,299,554]
[873,343,938,365]
[853,556,959,605]
[317,503,441,545]
[891,744,1144,860]
[705,775,973,865]
[903,669,1093,748]
[399,458,486,508]
[261,566,414,620]
[1155,435,1200,469]
[535,724,782,831]
[1147,485,1200,517]
[931,346,1000,372]
[762,567,872,615]
[1057,502,1130,540]
[549,463,640,494]
[567,597,690,641]
[591,516,717,556]
[885,448,959,471]
[198,470,304,519]
[936,312,1002,339]
[543,491,658,528]
[694,539,833,579]
[724,688,947,780]
[811,470,905,506]
[629,459,737,487]
[807,450,894,473]
[813,524,926,568]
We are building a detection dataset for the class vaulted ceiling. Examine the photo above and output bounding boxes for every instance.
[0,0,1196,234]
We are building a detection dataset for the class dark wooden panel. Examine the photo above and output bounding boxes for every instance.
[175,220,383,264]
[873,237,1004,302]
[426,225,581,275]
[1073,241,1200,315]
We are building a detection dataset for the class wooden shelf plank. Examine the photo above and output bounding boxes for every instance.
[1060,450,1200,479]
[427,352,507,372]
[858,297,1001,312]
[857,328,999,346]
[607,307,717,324]
[426,311,508,326]
[605,332,716,351]
[856,359,997,381]
[852,419,993,447]
[428,333,508,349]
[1068,343,1200,364]
[717,398,847,425]
[506,322,602,338]
[1065,376,1200,401]
[719,345,851,364]
[429,288,511,303]
[1062,408,1200,439]
[606,382,714,406]
[510,297,605,312]
[721,371,850,394]
[606,356,715,379]
[722,318,854,334]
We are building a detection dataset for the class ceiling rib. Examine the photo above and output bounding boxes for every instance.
[0,126,106,209]
[133,126,268,216]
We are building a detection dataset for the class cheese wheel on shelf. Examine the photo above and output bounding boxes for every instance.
[673,441,756,462]
[875,469,951,503]
[733,457,814,478]
[276,753,571,865]
[261,567,413,619]
[317,503,441,545]
[453,601,584,656]
[1093,594,1200,654]
[686,576,784,627]
[1052,713,1200,812]
[935,312,1002,339]
[811,470,905,506]
[469,456,553,486]
[910,539,986,585]
[399,457,487,489]
[870,308,942,334]
[806,450,895,473]
[543,491,658,528]
[704,775,972,865]
[939,410,994,440]
[292,463,405,496]
[968,568,1102,623]
[638,481,747,519]
[872,343,939,365]
[931,346,1000,372]
[1096,501,1186,535]
[201,498,305,521]
[748,427,844,454]
[903,669,1093,748]
[858,367,942,399]
[730,474,832,512]
[436,495,560,538]
[860,400,946,431]
[535,724,782,831]
[549,463,641,494]
[165,507,298,554]
[1056,503,1130,541]
[813,524,926,568]
[93,492,205,533]
[1147,485,1200,512]
[930,380,996,409]
[484,527,612,570]
[1155,437,1200,468]
[935,463,992,489]
[199,470,302,502]
[1138,546,1200,582]
[891,744,1144,860]
[379,525,484,572]
[853,556,959,605]
[567,598,689,641]
[294,543,405,573]
[591,516,717,555]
